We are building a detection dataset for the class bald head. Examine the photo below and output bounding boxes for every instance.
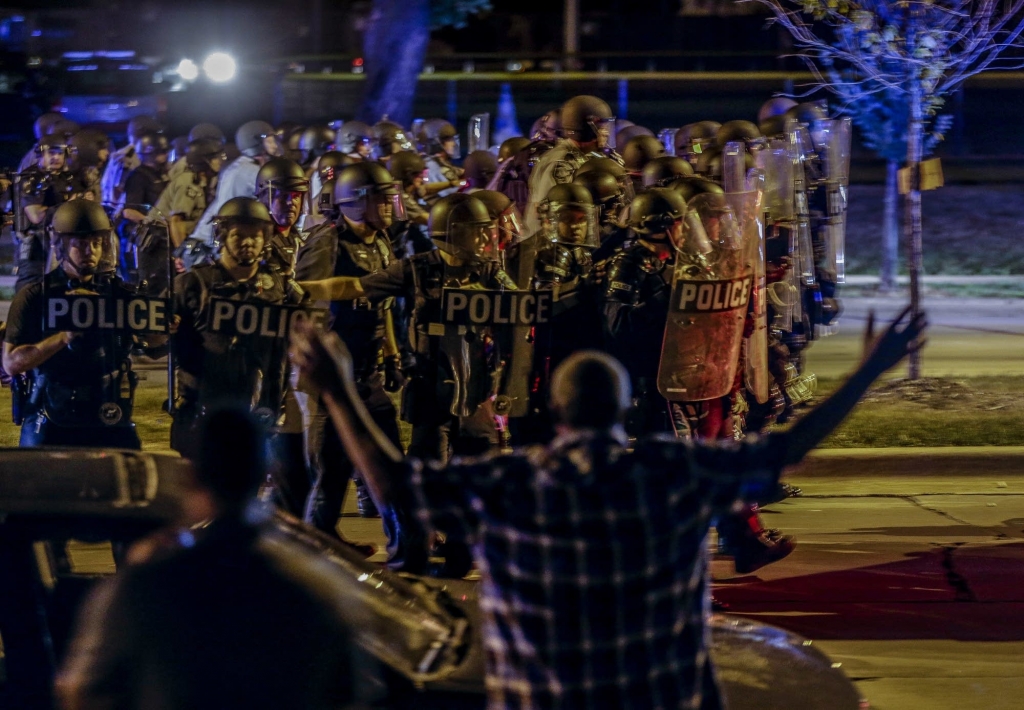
[550,351,631,430]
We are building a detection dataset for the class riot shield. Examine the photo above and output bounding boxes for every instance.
[438,256,548,418]
[659,128,679,156]
[759,140,795,223]
[721,142,747,195]
[788,122,817,287]
[467,113,491,154]
[821,117,852,284]
[739,173,770,404]
[657,192,754,402]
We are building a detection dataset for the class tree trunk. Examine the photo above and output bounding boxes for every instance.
[880,158,900,292]
[358,0,431,128]
[904,86,925,379]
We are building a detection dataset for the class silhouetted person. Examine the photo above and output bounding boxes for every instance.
[57,408,366,710]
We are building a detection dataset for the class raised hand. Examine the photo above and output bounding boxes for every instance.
[288,319,355,395]
[863,305,928,375]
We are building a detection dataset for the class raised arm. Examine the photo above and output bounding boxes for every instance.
[289,320,404,506]
[298,276,366,302]
[781,305,927,466]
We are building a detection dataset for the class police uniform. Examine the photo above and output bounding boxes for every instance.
[14,166,77,292]
[4,268,143,448]
[100,144,140,206]
[150,169,214,239]
[170,262,293,456]
[294,221,421,566]
[190,155,262,247]
[599,243,675,434]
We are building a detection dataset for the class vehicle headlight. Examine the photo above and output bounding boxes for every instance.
[202,52,237,83]
[177,58,199,81]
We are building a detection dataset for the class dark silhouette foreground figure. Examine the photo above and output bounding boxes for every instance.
[57,408,366,710]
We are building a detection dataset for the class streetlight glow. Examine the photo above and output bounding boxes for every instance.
[202,52,237,83]
[177,58,199,81]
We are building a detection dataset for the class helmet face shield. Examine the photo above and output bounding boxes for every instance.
[443,134,461,159]
[495,204,524,249]
[591,116,616,149]
[442,221,499,264]
[673,210,714,257]
[365,187,406,230]
[544,201,599,248]
[688,193,742,251]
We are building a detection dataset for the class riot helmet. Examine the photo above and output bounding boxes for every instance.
[69,128,111,170]
[675,121,721,164]
[575,156,626,179]
[428,193,498,263]
[387,150,427,188]
[338,120,373,156]
[213,196,274,266]
[372,120,415,160]
[463,150,498,189]
[530,109,562,141]
[298,125,337,165]
[629,187,685,241]
[497,136,531,162]
[418,118,460,157]
[136,132,169,166]
[560,95,614,146]
[235,120,280,158]
[668,175,725,203]
[189,122,226,144]
[331,161,405,230]
[186,138,227,174]
[696,145,756,184]
[33,113,63,141]
[687,192,742,252]
[758,97,798,125]
[541,183,598,248]
[37,134,70,171]
[716,120,765,153]
[622,135,666,173]
[51,200,116,277]
[473,189,524,248]
[282,126,305,163]
[169,135,189,164]
[615,124,654,148]
[642,155,695,188]
[573,169,625,226]
[257,158,308,229]
[317,151,349,183]
[127,116,162,143]
[46,119,80,141]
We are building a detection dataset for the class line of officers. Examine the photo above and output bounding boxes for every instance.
[1,93,850,575]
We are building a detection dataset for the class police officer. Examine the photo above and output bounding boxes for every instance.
[170,197,301,459]
[118,133,171,286]
[337,120,374,162]
[251,157,314,516]
[17,113,64,172]
[525,95,616,234]
[297,125,337,170]
[515,183,604,444]
[68,128,112,201]
[100,115,161,205]
[14,134,78,292]
[600,189,795,573]
[3,201,163,448]
[573,167,630,261]
[418,119,464,200]
[371,120,415,162]
[151,138,226,251]
[462,150,498,191]
[294,161,413,562]
[299,193,510,576]
[166,122,226,180]
[189,120,283,250]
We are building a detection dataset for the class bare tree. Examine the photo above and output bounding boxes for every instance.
[752,0,1024,377]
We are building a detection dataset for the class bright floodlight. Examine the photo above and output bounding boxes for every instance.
[202,52,237,83]
[177,58,199,81]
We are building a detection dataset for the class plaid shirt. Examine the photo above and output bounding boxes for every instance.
[405,429,786,710]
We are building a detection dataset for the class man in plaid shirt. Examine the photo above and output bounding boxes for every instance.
[290,306,926,710]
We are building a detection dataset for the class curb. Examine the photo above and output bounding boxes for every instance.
[792,447,1024,478]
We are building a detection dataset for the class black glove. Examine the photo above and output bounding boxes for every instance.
[383,355,406,393]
